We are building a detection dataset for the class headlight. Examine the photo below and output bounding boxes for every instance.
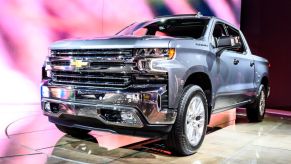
[135,48,175,59]
[135,48,175,72]
[135,48,176,59]
[42,56,52,79]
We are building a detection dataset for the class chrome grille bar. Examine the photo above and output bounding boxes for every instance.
[51,49,133,58]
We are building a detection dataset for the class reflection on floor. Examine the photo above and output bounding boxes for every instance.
[0,104,291,164]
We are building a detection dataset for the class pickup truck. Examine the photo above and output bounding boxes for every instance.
[41,14,270,156]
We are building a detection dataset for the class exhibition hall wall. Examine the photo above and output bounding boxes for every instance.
[241,0,291,108]
[0,0,241,104]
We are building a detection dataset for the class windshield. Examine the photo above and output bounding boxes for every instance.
[116,18,210,39]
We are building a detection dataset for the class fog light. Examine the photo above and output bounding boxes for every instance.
[99,109,143,128]
[44,102,51,112]
[120,111,139,124]
[121,111,134,121]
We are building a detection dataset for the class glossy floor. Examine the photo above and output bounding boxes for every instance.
[0,105,291,164]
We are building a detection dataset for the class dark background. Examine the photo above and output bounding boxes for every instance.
[241,0,291,109]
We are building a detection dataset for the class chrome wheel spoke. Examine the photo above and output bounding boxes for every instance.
[198,118,205,126]
[191,125,198,142]
[197,103,204,116]
[187,125,194,140]
[185,95,205,146]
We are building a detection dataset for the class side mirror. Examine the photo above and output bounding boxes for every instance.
[215,36,241,57]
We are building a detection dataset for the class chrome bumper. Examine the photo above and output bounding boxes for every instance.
[41,82,176,128]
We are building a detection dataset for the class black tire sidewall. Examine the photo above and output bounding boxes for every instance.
[247,85,266,122]
[170,85,208,155]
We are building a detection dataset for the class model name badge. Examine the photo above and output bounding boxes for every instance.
[195,43,208,47]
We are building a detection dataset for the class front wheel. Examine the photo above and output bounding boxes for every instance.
[246,86,266,122]
[166,85,208,156]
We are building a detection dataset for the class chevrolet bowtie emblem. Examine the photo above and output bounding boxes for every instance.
[70,59,88,68]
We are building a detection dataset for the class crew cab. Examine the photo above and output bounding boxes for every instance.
[41,14,270,156]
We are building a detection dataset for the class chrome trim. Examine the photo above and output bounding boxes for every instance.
[49,56,134,62]
[50,49,133,57]
[41,83,176,125]
[50,65,136,72]
[46,49,168,87]
[42,98,143,128]
[47,49,137,86]
[42,48,174,125]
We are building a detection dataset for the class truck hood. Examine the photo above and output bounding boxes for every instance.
[49,35,175,49]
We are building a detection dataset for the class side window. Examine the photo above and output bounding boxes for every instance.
[212,23,227,46]
[213,23,226,38]
[225,25,246,53]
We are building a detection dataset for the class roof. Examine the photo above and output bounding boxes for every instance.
[155,13,212,20]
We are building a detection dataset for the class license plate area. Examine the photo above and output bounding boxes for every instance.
[49,87,76,100]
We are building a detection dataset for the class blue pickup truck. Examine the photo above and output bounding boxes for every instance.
[41,14,270,156]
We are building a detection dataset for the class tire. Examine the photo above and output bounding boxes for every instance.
[55,124,90,137]
[166,85,208,156]
[246,85,266,122]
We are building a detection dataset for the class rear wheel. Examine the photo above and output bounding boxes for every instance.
[55,124,90,137]
[247,86,266,122]
[166,85,208,156]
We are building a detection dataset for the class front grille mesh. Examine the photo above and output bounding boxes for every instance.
[50,49,168,88]
[161,91,169,109]
[52,71,131,87]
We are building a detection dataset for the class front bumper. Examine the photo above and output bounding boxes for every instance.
[41,81,176,130]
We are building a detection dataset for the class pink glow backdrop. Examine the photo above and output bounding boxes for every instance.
[0,0,241,104]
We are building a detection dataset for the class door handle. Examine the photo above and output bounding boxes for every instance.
[233,59,240,65]
[250,61,255,67]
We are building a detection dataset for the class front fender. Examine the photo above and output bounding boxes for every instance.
[170,66,213,109]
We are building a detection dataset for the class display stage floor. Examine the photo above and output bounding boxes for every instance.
[0,104,291,164]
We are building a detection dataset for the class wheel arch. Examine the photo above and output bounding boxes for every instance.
[260,76,270,97]
[183,71,213,124]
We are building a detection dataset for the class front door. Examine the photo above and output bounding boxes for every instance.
[211,22,255,110]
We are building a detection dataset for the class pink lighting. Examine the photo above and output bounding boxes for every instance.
[205,0,240,28]
[164,0,197,14]
[0,0,241,104]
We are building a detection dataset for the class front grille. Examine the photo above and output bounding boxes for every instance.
[52,71,131,87]
[51,49,133,58]
[49,49,168,88]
